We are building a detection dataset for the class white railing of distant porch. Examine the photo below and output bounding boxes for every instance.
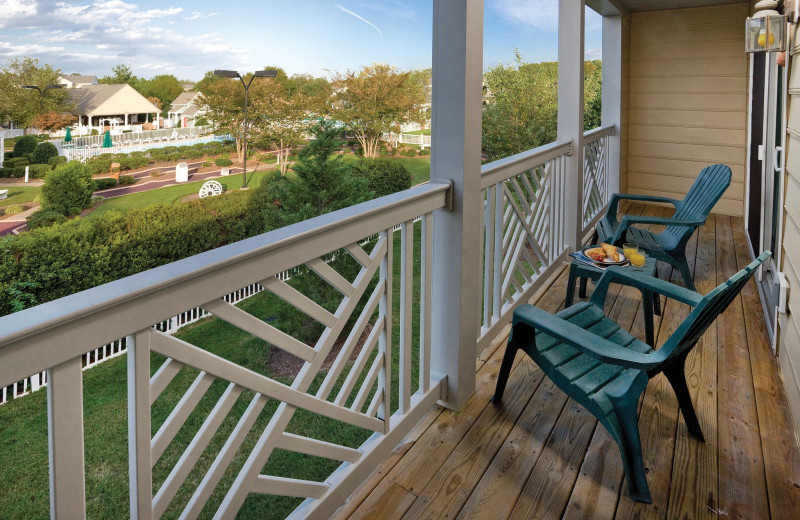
[0,182,449,520]
[64,125,212,149]
[63,135,226,162]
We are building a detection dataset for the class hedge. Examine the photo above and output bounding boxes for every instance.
[350,158,413,197]
[0,190,266,316]
[12,136,37,157]
[32,142,59,165]
[29,164,52,178]
[93,178,118,191]
[41,162,94,216]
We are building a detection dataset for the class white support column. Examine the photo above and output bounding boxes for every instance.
[47,358,86,519]
[127,331,153,520]
[558,0,586,249]
[602,14,623,195]
[430,0,483,409]
[0,137,4,167]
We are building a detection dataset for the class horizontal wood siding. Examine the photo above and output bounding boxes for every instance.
[621,16,630,193]
[625,3,749,216]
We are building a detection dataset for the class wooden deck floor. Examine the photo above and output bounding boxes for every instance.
[332,203,800,520]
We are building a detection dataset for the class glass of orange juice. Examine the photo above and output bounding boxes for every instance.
[623,243,638,258]
[629,250,646,267]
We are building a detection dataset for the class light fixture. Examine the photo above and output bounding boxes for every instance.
[746,0,787,53]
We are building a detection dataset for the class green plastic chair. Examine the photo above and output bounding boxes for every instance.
[492,251,771,503]
[594,164,732,291]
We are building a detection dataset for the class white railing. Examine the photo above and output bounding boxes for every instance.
[64,125,212,149]
[63,135,225,162]
[0,182,449,520]
[478,140,574,348]
[0,129,24,139]
[581,125,615,236]
[381,132,432,147]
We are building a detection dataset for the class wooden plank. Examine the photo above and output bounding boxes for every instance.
[402,358,544,519]
[632,5,749,29]
[626,125,745,148]
[628,141,745,165]
[714,215,770,519]
[629,93,746,112]
[731,218,800,518]
[628,109,746,130]
[627,157,745,182]
[665,214,719,519]
[630,22,743,45]
[630,76,747,95]
[630,41,743,61]
[627,173,745,201]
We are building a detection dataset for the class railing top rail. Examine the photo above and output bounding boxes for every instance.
[481,140,572,189]
[583,124,615,144]
[0,182,450,387]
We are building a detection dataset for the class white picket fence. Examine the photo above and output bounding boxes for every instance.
[381,132,432,147]
[0,129,24,139]
[63,135,226,162]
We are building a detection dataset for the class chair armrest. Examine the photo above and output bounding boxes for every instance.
[512,304,665,371]
[588,265,704,308]
[606,193,679,221]
[610,215,706,243]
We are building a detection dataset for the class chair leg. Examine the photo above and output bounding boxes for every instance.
[610,395,653,503]
[492,332,521,404]
[663,355,705,441]
[676,256,696,292]
[565,265,578,307]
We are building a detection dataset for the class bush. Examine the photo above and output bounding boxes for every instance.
[194,117,209,126]
[86,155,113,175]
[12,136,38,157]
[202,161,212,167]
[48,155,67,167]
[118,154,150,170]
[215,157,233,167]
[403,148,417,157]
[26,207,67,229]
[29,164,52,178]
[3,204,25,215]
[12,166,26,178]
[118,175,136,185]
[5,157,30,167]
[32,142,59,164]
[92,178,118,190]
[351,158,413,197]
[419,147,430,156]
[0,168,12,177]
[41,162,94,216]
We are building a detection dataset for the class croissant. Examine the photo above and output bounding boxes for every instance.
[601,243,621,262]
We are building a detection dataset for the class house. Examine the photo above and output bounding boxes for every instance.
[0,1,798,519]
[66,83,160,131]
[58,74,98,88]
[166,91,205,128]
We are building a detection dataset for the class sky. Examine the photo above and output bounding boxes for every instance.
[0,0,602,81]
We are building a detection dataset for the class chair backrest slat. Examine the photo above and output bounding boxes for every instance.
[661,251,770,361]
[666,164,732,242]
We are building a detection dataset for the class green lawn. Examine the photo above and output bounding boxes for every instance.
[87,170,271,219]
[404,129,431,135]
[0,186,40,208]
[0,224,424,520]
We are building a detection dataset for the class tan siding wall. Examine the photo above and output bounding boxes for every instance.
[780,32,800,442]
[620,16,630,192]
[625,3,749,216]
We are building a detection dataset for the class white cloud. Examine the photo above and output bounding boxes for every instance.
[354,1,414,21]
[185,11,220,20]
[0,41,64,56]
[585,47,601,60]
[0,0,37,28]
[335,3,382,35]
[491,0,559,30]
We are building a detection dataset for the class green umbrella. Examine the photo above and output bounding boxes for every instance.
[102,130,112,148]
[64,127,72,143]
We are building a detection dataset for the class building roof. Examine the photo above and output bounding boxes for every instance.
[60,75,98,86]
[67,84,160,116]
[169,91,200,110]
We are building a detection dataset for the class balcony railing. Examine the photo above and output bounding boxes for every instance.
[0,126,615,519]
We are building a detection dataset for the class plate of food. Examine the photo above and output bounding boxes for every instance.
[581,243,627,265]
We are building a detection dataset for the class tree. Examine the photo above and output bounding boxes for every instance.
[481,52,603,162]
[32,112,76,132]
[0,58,72,132]
[41,161,94,216]
[253,71,317,175]
[138,75,183,117]
[98,64,137,86]
[330,64,426,158]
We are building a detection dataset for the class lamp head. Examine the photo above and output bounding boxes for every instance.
[22,85,39,90]
[45,84,63,90]
[213,69,240,79]
[253,70,278,78]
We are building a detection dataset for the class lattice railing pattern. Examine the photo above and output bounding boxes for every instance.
[127,217,441,519]
[479,146,570,347]
[582,129,611,233]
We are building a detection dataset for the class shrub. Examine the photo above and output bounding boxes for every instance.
[403,148,417,157]
[86,155,113,175]
[3,204,25,215]
[351,158,413,197]
[41,162,94,216]
[26,207,67,229]
[419,147,431,156]
[90,129,99,136]
[118,154,149,170]
[48,155,67,167]
[29,164,52,178]
[194,117,209,126]
[215,157,233,167]
[12,166,26,178]
[12,136,38,157]
[202,161,212,167]
[32,142,59,164]
[182,148,203,159]
[118,175,136,185]
[0,168,12,177]
[92,178,118,191]
[5,157,30,167]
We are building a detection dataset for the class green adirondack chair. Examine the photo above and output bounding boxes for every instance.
[594,164,732,291]
[492,251,771,503]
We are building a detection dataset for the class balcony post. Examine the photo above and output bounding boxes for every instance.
[602,13,623,195]
[429,0,483,408]
[127,331,153,520]
[558,0,586,249]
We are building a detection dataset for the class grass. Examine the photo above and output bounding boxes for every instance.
[0,186,40,208]
[86,170,271,219]
[404,129,431,135]
[0,224,425,520]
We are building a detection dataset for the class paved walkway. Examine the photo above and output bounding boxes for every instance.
[0,163,267,236]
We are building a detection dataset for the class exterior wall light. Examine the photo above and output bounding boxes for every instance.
[746,0,787,53]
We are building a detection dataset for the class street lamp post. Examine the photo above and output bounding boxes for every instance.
[22,84,63,114]
[213,69,277,189]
